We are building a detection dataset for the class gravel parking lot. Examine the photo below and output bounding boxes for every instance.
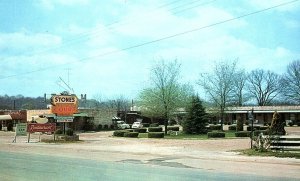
[0,127,299,179]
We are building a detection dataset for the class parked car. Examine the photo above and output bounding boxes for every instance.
[116,121,130,129]
[132,122,143,129]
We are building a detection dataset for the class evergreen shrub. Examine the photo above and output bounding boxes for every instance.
[103,124,109,130]
[7,123,13,131]
[236,118,243,131]
[97,124,102,131]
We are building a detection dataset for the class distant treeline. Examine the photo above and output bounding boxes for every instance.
[0,94,131,111]
[0,95,46,110]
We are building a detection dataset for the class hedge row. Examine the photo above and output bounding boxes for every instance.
[124,132,139,138]
[133,128,147,133]
[209,125,222,130]
[148,132,164,138]
[142,123,150,127]
[150,123,159,127]
[207,132,225,138]
[113,130,129,137]
[148,127,163,132]
[246,126,261,131]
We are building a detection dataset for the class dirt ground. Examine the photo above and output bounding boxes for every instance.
[0,127,299,179]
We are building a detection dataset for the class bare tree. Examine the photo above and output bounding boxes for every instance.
[247,69,281,106]
[280,60,300,105]
[198,61,237,130]
[138,60,193,134]
[232,69,250,106]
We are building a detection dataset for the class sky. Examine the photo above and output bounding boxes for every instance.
[0,0,299,100]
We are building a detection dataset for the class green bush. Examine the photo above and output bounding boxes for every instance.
[97,124,102,131]
[66,129,74,136]
[150,123,159,127]
[103,124,109,130]
[235,131,251,137]
[142,123,150,127]
[207,132,225,138]
[228,125,236,131]
[236,119,243,131]
[148,132,165,138]
[133,128,147,133]
[148,127,163,132]
[82,120,95,131]
[113,130,128,137]
[167,126,180,131]
[209,125,222,131]
[55,129,63,134]
[7,123,13,131]
[124,132,139,138]
[127,129,134,132]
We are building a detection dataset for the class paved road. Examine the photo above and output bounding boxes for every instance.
[0,151,294,181]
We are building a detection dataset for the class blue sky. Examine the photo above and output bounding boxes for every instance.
[0,0,299,100]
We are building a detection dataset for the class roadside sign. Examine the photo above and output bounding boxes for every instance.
[27,123,56,133]
[16,123,27,136]
[50,95,78,116]
[56,116,74,123]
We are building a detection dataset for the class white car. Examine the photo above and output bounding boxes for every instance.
[132,122,143,129]
[116,121,130,129]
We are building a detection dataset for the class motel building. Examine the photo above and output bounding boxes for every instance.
[1,106,300,130]
[209,106,300,125]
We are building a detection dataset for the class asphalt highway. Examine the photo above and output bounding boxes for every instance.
[0,151,294,181]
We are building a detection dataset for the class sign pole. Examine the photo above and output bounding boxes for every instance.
[28,132,30,143]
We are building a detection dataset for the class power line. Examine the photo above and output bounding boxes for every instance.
[0,0,188,61]
[0,0,298,80]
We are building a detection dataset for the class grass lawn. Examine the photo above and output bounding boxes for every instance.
[138,131,238,139]
[238,149,300,159]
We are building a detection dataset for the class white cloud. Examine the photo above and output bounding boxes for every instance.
[0,32,61,55]
[115,4,246,40]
